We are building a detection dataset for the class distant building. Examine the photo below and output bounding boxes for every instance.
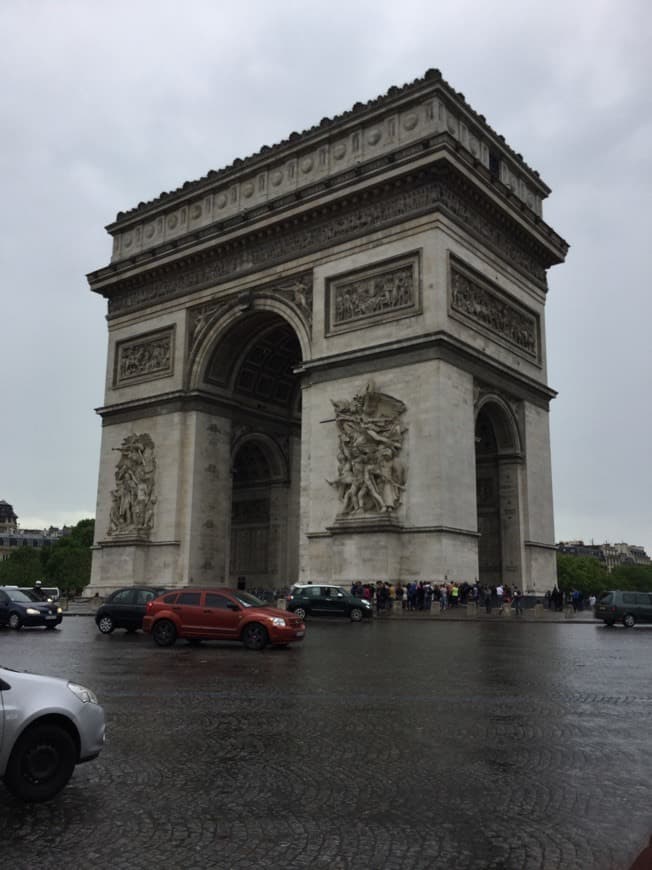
[0,500,18,534]
[0,500,70,561]
[557,540,651,573]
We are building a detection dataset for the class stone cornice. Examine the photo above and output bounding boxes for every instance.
[96,330,556,427]
[91,165,566,320]
[297,330,557,409]
[106,69,552,258]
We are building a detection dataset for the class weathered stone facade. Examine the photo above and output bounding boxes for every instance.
[88,69,567,594]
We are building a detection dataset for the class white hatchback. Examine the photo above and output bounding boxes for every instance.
[0,666,106,801]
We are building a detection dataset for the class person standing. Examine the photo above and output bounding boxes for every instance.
[513,588,524,616]
[496,583,504,613]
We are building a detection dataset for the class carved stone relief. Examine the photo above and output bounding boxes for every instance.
[114,328,174,386]
[327,252,420,334]
[328,382,407,516]
[450,261,538,359]
[108,173,547,318]
[107,433,156,537]
[187,271,313,363]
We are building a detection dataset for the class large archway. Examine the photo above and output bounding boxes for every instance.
[475,398,523,588]
[204,312,303,589]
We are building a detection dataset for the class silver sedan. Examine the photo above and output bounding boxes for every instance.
[0,665,105,801]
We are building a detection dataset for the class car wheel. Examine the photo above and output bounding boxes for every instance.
[349,607,363,622]
[9,612,23,631]
[152,619,177,647]
[293,606,307,620]
[242,622,268,651]
[4,723,77,802]
[97,615,114,634]
[623,614,636,628]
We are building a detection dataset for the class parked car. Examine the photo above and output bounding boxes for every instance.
[0,587,63,630]
[594,590,652,628]
[143,587,305,650]
[0,665,105,801]
[95,586,168,634]
[286,584,373,621]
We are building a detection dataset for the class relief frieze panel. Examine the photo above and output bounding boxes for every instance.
[449,260,539,360]
[107,174,547,318]
[114,327,174,386]
[108,433,156,537]
[327,252,420,335]
[328,382,407,516]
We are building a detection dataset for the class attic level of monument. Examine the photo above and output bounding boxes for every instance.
[89,166,567,319]
[89,69,567,287]
[109,69,548,227]
[88,69,567,597]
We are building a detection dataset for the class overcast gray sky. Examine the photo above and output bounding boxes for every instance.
[2,0,650,553]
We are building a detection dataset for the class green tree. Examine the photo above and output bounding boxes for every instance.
[556,553,609,595]
[610,563,652,592]
[0,546,45,585]
[42,518,95,596]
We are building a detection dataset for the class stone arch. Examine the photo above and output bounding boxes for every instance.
[231,431,289,484]
[474,394,524,589]
[188,301,306,589]
[188,295,310,392]
[474,394,522,457]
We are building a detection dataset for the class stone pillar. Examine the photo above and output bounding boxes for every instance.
[181,410,233,584]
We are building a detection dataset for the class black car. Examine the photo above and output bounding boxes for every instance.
[0,587,63,630]
[95,586,167,634]
[286,584,373,621]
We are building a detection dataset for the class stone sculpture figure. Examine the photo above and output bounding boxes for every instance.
[108,433,157,536]
[328,383,407,515]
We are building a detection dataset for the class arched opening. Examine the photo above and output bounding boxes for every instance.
[203,311,303,589]
[475,399,522,588]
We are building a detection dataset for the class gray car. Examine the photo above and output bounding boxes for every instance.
[0,665,106,801]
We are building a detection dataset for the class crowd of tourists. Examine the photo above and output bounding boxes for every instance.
[349,580,526,615]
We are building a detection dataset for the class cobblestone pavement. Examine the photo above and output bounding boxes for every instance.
[1,617,651,869]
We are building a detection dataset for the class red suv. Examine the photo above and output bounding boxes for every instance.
[143,587,305,650]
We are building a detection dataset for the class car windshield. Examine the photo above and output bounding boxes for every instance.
[8,590,35,603]
[231,591,267,608]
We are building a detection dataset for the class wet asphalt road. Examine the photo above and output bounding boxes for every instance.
[1,616,651,870]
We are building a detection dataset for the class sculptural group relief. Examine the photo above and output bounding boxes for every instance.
[107,433,156,537]
[328,383,407,516]
[450,262,538,359]
[328,254,420,333]
[114,329,174,385]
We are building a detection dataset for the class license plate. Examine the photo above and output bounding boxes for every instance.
[296,631,305,637]
[45,615,56,620]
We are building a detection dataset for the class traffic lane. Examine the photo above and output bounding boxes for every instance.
[1,618,652,870]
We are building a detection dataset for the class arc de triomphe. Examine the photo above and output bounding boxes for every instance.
[87,69,568,595]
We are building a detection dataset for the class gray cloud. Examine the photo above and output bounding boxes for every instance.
[1,0,650,552]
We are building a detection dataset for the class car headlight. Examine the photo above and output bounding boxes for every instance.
[26,607,40,615]
[270,617,287,627]
[362,601,371,607]
[68,682,99,704]
[56,607,62,614]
